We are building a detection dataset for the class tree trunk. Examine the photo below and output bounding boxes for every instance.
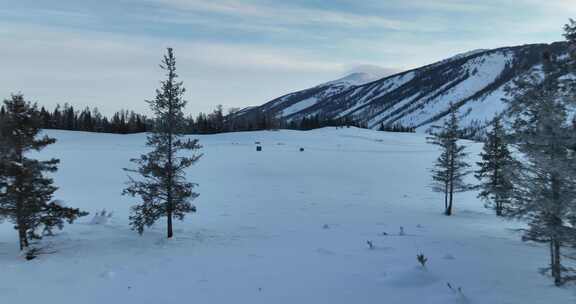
[554,239,562,286]
[166,62,175,239]
[445,149,455,216]
[493,162,502,216]
[550,174,562,286]
[495,198,503,216]
[15,144,28,251]
[15,185,27,251]
[166,115,174,239]
[550,238,562,286]
[446,187,453,216]
[444,181,449,212]
[167,207,173,239]
[17,223,28,251]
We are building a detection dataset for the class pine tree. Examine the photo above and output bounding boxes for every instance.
[564,18,576,45]
[0,94,88,252]
[123,48,202,238]
[504,49,576,286]
[475,117,515,216]
[428,104,472,216]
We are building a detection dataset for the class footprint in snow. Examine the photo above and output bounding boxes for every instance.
[316,248,336,256]
[386,266,440,288]
[99,270,116,280]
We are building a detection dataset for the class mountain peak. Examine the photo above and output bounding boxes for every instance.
[322,65,400,87]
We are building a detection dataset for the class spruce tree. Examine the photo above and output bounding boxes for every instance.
[504,49,576,285]
[428,104,472,216]
[564,18,576,45]
[0,94,88,252]
[123,48,202,238]
[475,117,515,216]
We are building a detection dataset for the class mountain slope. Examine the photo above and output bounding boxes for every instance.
[253,70,389,118]
[241,42,569,131]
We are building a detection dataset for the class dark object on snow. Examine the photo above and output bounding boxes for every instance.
[299,147,304,152]
[366,240,374,250]
[256,146,262,151]
[447,282,465,297]
[417,253,428,267]
[25,249,38,261]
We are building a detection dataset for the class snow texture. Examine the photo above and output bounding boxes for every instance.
[0,128,573,303]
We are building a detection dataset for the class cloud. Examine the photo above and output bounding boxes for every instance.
[1,0,572,117]
[0,23,354,115]
[144,0,435,31]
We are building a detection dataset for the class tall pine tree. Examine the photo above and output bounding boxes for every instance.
[123,48,202,238]
[0,94,87,252]
[504,47,576,285]
[475,117,515,216]
[428,104,472,216]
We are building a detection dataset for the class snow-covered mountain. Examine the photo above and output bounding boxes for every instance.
[240,42,569,131]
[248,69,389,119]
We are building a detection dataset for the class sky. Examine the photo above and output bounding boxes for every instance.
[0,0,575,116]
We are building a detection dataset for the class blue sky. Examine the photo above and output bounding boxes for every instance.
[0,0,574,115]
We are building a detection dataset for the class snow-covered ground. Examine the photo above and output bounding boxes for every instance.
[0,127,574,303]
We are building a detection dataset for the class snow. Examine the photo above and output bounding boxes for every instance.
[276,70,392,118]
[0,128,574,303]
[322,65,396,87]
[345,49,514,129]
[446,49,489,62]
[337,71,416,119]
[272,69,393,119]
[426,49,490,71]
[281,97,318,116]
[456,84,509,127]
[322,72,384,87]
[396,51,515,129]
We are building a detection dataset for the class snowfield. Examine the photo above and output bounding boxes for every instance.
[0,127,574,303]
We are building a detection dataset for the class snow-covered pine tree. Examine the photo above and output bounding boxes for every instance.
[503,48,576,285]
[475,117,515,216]
[123,48,202,238]
[428,104,472,216]
[0,94,88,252]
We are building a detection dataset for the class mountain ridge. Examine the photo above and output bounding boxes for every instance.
[238,41,569,132]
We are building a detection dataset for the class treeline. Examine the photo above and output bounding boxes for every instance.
[288,115,365,130]
[189,107,367,134]
[0,103,150,134]
[0,102,372,135]
[378,122,416,133]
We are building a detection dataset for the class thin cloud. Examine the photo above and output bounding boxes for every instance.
[146,0,429,31]
[0,24,353,115]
